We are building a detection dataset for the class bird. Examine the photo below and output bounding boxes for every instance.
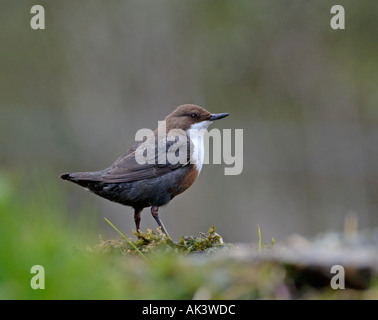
[60,104,229,238]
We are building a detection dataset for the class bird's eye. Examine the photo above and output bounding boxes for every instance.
[190,113,198,118]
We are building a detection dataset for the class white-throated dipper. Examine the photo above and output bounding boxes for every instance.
[61,104,229,237]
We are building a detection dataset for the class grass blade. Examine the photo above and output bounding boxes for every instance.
[257,224,262,251]
[104,217,148,261]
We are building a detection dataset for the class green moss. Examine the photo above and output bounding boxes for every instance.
[96,225,228,256]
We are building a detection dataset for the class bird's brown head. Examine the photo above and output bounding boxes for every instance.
[163,104,229,132]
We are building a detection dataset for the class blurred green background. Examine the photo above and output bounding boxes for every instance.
[1,1,377,247]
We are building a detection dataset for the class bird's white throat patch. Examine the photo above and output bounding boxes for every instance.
[188,121,211,174]
[189,120,212,131]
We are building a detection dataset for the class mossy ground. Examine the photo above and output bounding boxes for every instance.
[96,225,228,257]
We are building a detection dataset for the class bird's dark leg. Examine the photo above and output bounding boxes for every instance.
[134,208,142,232]
[151,206,171,239]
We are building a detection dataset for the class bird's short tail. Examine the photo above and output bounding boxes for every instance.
[60,171,104,190]
[60,171,101,181]
[60,173,72,181]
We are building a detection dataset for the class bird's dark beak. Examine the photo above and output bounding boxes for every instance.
[210,113,230,121]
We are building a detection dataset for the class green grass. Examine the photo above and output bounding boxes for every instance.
[0,171,127,299]
[104,217,148,260]
[257,224,275,251]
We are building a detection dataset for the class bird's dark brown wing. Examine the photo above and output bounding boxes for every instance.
[101,134,192,183]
